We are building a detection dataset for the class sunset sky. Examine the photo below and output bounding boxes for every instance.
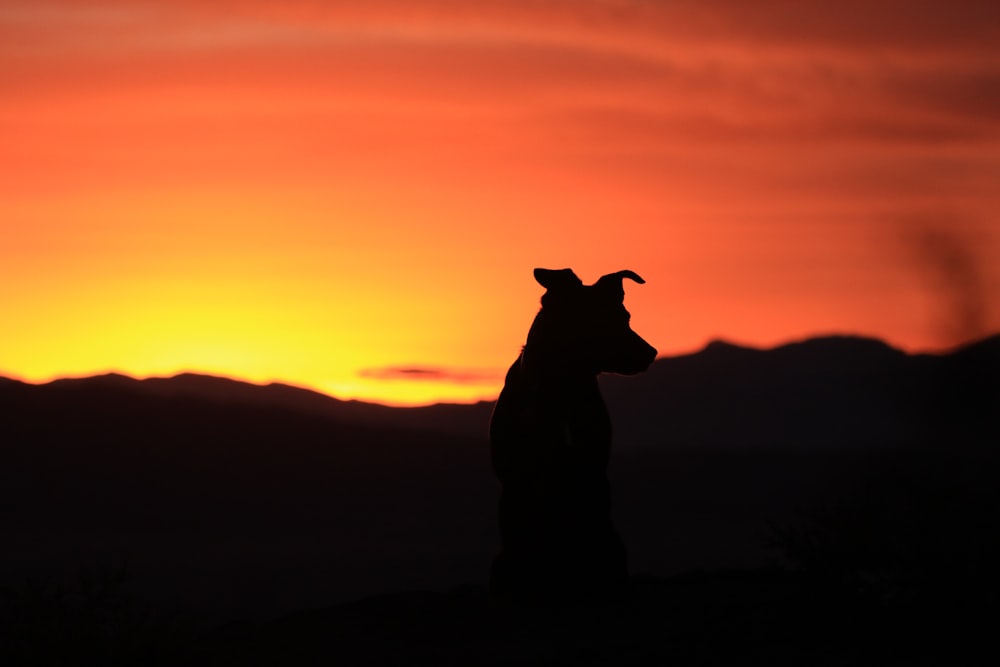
[2,0,998,405]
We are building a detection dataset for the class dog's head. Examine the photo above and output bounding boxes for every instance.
[524,268,657,377]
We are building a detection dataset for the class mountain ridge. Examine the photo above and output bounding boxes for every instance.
[4,333,997,447]
[8,331,991,404]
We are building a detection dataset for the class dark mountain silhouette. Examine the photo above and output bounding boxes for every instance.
[11,332,997,450]
[36,371,497,440]
[2,334,998,663]
[603,333,1000,451]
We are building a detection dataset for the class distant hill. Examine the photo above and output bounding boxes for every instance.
[1,334,997,625]
[18,371,496,440]
[603,333,1000,451]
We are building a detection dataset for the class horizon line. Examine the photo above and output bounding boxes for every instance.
[3,330,997,408]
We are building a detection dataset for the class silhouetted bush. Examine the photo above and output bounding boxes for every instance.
[0,561,194,666]
[767,454,1000,613]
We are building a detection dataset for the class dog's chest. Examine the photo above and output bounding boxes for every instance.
[548,397,613,464]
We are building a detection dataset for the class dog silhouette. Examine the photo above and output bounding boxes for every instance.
[490,268,657,606]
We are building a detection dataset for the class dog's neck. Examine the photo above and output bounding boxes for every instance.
[514,343,602,425]
[510,346,610,454]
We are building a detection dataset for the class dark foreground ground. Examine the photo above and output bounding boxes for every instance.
[4,568,995,666]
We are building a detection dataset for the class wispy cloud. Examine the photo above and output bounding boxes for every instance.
[358,366,502,384]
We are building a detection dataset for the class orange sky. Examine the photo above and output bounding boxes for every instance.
[2,0,999,405]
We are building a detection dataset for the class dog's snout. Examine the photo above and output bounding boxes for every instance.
[638,340,657,369]
[608,332,657,375]
[644,343,658,365]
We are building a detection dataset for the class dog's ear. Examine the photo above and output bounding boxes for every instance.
[594,270,645,301]
[534,268,582,291]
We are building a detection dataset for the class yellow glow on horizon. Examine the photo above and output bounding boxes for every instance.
[1,188,522,405]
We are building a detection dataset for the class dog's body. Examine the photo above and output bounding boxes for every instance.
[490,268,657,606]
